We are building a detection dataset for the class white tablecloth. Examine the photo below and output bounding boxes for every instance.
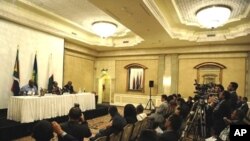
[7,93,96,123]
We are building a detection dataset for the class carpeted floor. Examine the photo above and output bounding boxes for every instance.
[14,106,125,141]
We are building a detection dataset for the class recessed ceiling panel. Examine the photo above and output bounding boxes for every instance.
[173,0,250,27]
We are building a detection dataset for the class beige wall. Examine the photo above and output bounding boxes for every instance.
[63,47,248,102]
[115,59,159,96]
[64,49,95,93]
[178,55,246,98]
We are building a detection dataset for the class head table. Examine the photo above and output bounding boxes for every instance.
[7,93,96,123]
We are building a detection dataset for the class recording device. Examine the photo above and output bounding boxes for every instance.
[193,79,211,97]
[180,80,209,141]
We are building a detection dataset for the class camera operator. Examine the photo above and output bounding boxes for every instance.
[195,82,226,136]
[227,82,239,111]
[212,91,231,137]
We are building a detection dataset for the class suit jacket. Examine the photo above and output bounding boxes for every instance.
[59,121,92,141]
[104,113,127,135]
[213,99,231,135]
[159,130,178,141]
[156,101,169,116]
[63,85,74,93]
[229,91,238,111]
[239,103,249,116]
[62,134,78,141]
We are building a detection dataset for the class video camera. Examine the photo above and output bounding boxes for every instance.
[193,79,211,96]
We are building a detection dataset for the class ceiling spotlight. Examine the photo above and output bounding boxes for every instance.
[92,21,117,38]
[196,5,231,29]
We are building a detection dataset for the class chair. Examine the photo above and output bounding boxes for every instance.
[140,117,150,131]
[121,124,134,141]
[130,120,143,141]
[109,131,122,141]
[95,136,107,141]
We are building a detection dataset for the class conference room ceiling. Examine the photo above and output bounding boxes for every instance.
[12,0,250,51]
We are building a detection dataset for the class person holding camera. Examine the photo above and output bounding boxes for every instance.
[212,91,231,137]
[58,106,92,141]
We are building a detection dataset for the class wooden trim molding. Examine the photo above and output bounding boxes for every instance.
[194,62,226,84]
[194,62,226,69]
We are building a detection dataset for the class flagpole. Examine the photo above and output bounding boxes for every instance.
[11,48,20,96]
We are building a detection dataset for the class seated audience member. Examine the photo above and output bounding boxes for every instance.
[223,109,245,125]
[236,96,243,108]
[149,95,169,124]
[52,121,78,141]
[32,120,54,141]
[176,98,189,119]
[138,129,158,141]
[238,97,249,116]
[158,114,182,141]
[243,109,250,125]
[59,106,92,141]
[51,81,62,95]
[206,109,245,141]
[63,81,75,94]
[90,106,127,141]
[124,104,138,124]
[20,79,38,95]
[136,104,147,121]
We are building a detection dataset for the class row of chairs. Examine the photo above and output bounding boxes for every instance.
[95,117,150,141]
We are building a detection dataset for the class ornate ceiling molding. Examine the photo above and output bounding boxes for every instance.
[143,0,250,42]
[173,0,250,27]
[1,0,144,48]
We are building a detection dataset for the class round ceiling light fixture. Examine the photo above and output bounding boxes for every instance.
[196,5,231,29]
[92,21,117,38]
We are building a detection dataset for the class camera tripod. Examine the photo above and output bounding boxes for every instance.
[179,99,207,141]
[145,86,155,110]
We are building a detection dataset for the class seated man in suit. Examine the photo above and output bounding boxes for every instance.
[90,106,127,141]
[48,81,62,95]
[32,120,54,141]
[20,79,38,95]
[33,120,79,141]
[63,81,75,94]
[158,114,182,141]
[238,97,249,116]
[59,106,92,141]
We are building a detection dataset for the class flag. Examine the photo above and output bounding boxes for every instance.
[11,49,20,96]
[47,55,54,92]
[32,54,38,87]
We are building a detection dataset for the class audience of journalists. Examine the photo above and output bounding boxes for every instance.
[30,81,249,141]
